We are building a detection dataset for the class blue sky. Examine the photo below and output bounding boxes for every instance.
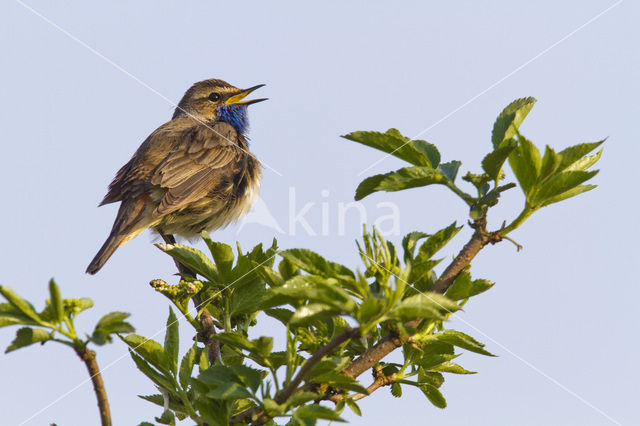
[0,1,637,425]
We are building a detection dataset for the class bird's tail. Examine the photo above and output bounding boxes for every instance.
[86,198,150,275]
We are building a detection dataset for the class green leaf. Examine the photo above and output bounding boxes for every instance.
[155,409,176,425]
[357,296,386,324]
[0,285,42,324]
[343,129,439,168]
[122,334,173,376]
[436,330,496,356]
[420,384,447,408]
[539,146,561,182]
[416,222,461,260]
[533,170,599,206]
[179,344,197,389]
[293,404,345,422]
[206,381,251,400]
[445,271,495,301]
[437,161,462,182]
[202,233,235,279]
[272,276,356,314]
[155,243,218,282]
[539,184,597,207]
[557,140,605,172]
[389,293,459,322]
[355,166,451,201]
[129,350,177,392]
[5,327,51,353]
[229,364,263,392]
[48,279,64,324]
[431,361,476,374]
[401,231,430,263]
[509,134,541,196]
[390,382,402,397]
[482,139,517,181]
[0,303,39,327]
[280,249,354,279]
[345,398,362,416]
[164,308,179,375]
[491,97,536,148]
[309,371,368,394]
[290,303,338,325]
[92,312,135,345]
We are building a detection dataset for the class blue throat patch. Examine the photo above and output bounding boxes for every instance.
[217,104,249,135]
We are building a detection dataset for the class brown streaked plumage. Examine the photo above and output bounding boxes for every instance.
[86,79,266,274]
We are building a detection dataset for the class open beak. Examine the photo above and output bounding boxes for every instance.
[225,84,268,105]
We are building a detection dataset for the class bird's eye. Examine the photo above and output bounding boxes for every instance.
[208,92,221,102]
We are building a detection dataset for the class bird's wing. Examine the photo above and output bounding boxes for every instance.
[149,121,243,217]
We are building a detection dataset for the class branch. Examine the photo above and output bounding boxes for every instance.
[333,364,397,403]
[230,328,361,425]
[276,327,360,404]
[160,233,221,365]
[343,216,501,380]
[75,346,111,426]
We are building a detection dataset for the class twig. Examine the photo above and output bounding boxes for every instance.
[160,233,220,365]
[343,216,500,380]
[75,345,111,426]
[276,328,360,404]
[230,328,361,425]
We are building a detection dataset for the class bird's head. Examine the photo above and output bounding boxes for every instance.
[172,79,266,133]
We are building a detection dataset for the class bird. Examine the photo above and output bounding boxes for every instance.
[86,79,266,274]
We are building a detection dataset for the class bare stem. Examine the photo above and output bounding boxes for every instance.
[75,345,111,426]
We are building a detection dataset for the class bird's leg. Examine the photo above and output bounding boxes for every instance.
[160,232,221,365]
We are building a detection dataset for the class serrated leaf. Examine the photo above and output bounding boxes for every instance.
[401,231,430,263]
[389,293,459,322]
[492,97,536,148]
[343,129,438,168]
[355,166,451,201]
[48,279,64,324]
[201,233,235,280]
[155,243,218,282]
[390,382,402,397]
[308,371,367,395]
[206,381,252,400]
[92,311,134,345]
[482,139,517,181]
[0,285,41,323]
[416,222,461,260]
[437,161,461,181]
[509,135,541,196]
[122,334,173,376]
[539,145,561,182]
[230,364,264,392]
[420,384,447,408]
[293,404,345,422]
[179,344,197,389]
[280,249,354,279]
[534,170,599,205]
[345,398,362,416]
[436,330,495,356]
[130,351,176,392]
[557,140,605,172]
[539,184,597,207]
[272,276,356,314]
[164,308,179,375]
[5,327,50,353]
[290,303,338,325]
[431,361,476,374]
[445,271,494,300]
[0,303,39,327]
